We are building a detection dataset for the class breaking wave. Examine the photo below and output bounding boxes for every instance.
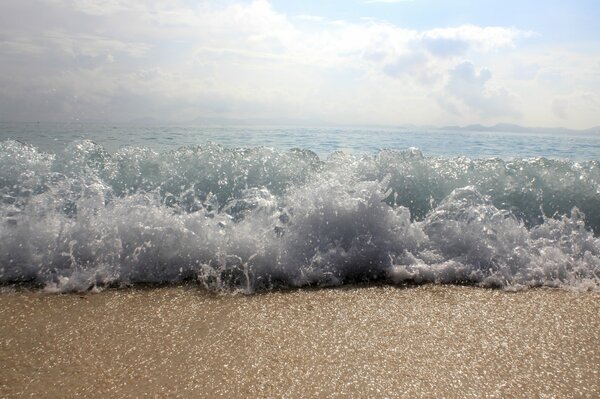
[1,139,599,292]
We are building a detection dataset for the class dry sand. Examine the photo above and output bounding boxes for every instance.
[1,285,599,398]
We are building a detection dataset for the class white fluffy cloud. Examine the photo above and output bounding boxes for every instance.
[441,61,519,118]
[0,0,597,127]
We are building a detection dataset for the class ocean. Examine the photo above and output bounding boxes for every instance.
[2,122,600,397]
[1,122,599,292]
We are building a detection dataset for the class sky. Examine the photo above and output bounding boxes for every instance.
[0,0,599,128]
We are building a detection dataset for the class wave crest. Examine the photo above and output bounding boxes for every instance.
[1,140,599,292]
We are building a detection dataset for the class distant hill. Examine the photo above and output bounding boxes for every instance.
[121,118,600,133]
[441,123,600,134]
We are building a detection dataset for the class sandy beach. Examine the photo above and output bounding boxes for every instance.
[1,285,599,398]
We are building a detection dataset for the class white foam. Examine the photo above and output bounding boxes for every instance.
[0,140,599,292]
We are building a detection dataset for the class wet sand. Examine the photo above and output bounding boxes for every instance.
[1,285,599,398]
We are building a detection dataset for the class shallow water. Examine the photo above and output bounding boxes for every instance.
[0,123,599,292]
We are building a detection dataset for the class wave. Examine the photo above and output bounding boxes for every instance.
[0,139,599,292]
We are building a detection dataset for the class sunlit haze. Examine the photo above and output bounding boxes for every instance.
[1,0,599,128]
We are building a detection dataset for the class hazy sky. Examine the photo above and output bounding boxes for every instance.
[1,0,599,128]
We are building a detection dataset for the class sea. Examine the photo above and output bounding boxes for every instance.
[1,122,599,292]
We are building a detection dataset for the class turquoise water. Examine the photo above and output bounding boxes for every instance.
[0,122,599,292]
[1,122,599,160]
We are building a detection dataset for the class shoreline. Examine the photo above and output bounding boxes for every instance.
[1,285,599,397]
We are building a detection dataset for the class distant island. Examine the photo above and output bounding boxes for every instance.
[4,118,598,135]
[440,123,600,135]
[127,118,600,135]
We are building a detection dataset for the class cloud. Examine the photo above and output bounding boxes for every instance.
[422,37,470,57]
[512,63,540,80]
[373,25,528,85]
[2,0,596,127]
[552,98,568,119]
[293,14,325,22]
[382,51,440,85]
[43,0,136,16]
[441,61,519,118]
[421,26,533,53]
[581,92,599,106]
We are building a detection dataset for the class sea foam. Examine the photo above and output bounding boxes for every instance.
[1,140,599,292]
